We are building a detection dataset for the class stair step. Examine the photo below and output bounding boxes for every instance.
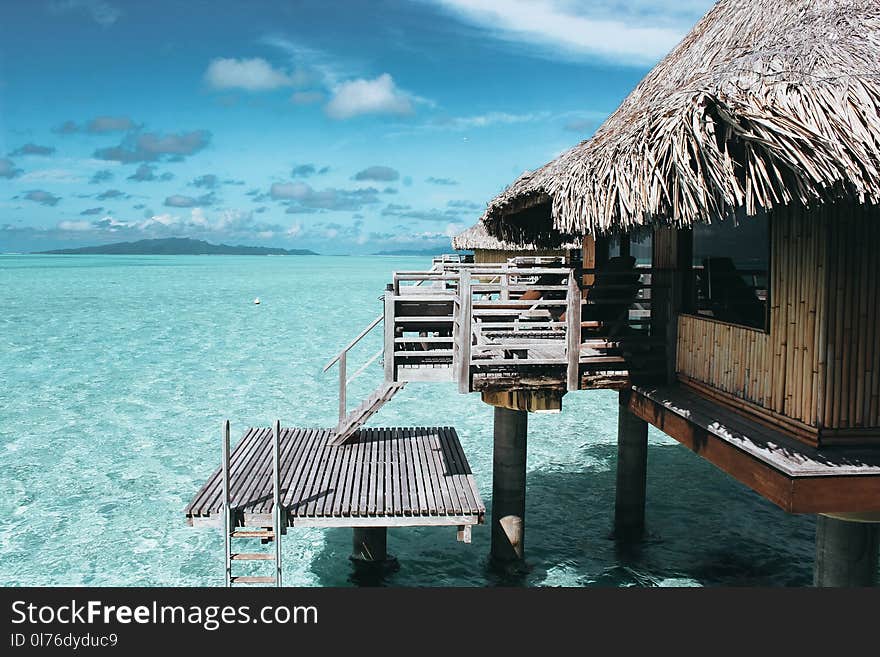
[231,530,275,538]
[331,381,407,446]
[231,553,275,561]
[230,576,276,584]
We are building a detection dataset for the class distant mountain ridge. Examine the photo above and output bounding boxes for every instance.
[37,237,318,256]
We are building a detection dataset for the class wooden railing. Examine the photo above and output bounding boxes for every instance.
[330,256,663,398]
[323,314,384,422]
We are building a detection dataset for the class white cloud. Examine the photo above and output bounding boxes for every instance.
[204,57,297,91]
[50,0,121,27]
[439,111,548,130]
[428,0,702,64]
[57,220,93,231]
[325,74,414,120]
[18,169,86,183]
[270,182,311,200]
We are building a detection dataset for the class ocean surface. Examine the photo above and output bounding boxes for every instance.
[1,254,821,587]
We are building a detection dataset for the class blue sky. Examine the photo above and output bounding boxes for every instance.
[0,0,713,254]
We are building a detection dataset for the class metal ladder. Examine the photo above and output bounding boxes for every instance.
[221,419,283,586]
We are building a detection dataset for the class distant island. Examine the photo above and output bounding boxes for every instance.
[373,248,450,256]
[37,237,318,256]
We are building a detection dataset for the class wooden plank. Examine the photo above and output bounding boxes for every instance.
[279,428,316,509]
[417,427,438,514]
[390,428,401,516]
[384,427,395,516]
[377,427,387,516]
[428,428,456,515]
[314,432,343,517]
[231,428,271,509]
[406,427,427,515]
[440,427,469,515]
[445,427,482,514]
[303,431,335,517]
[290,429,326,516]
[399,427,413,516]
[372,428,383,516]
[421,427,445,515]
[291,515,481,528]
[343,431,364,517]
[283,428,319,510]
[330,439,354,517]
[255,426,297,513]
[357,431,371,517]
[323,439,347,518]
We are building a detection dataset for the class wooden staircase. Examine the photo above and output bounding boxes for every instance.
[331,381,407,445]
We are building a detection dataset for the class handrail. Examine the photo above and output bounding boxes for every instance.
[322,314,383,372]
[347,347,383,386]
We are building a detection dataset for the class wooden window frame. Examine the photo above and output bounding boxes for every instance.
[680,217,772,334]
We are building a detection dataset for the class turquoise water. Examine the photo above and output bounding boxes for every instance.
[1,255,819,586]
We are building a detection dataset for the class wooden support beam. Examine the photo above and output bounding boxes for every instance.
[383,286,395,382]
[615,393,648,540]
[628,387,880,514]
[491,407,527,564]
[457,270,472,394]
[566,270,582,392]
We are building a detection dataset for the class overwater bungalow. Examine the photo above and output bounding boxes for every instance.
[186,0,879,586]
[451,221,578,265]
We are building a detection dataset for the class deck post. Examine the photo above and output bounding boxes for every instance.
[614,391,648,540]
[338,351,347,423]
[814,515,879,587]
[566,270,581,392]
[490,406,528,564]
[221,419,231,587]
[383,284,395,382]
[351,527,388,563]
[272,419,283,587]
[457,270,472,394]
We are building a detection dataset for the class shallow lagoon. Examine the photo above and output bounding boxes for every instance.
[0,254,818,586]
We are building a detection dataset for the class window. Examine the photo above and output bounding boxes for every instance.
[687,213,770,331]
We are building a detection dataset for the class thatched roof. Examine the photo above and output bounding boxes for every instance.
[451,221,578,251]
[484,0,880,244]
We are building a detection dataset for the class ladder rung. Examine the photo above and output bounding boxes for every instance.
[231,530,275,538]
[230,576,276,584]
[231,553,275,560]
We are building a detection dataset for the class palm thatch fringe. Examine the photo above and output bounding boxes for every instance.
[451,221,579,251]
[483,0,880,245]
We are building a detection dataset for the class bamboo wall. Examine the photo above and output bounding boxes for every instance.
[821,202,880,432]
[675,201,880,443]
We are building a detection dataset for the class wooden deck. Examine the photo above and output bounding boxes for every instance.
[186,426,485,528]
[630,385,880,513]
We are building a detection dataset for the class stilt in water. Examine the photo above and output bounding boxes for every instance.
[350,527,398,581]
[614,391,648,541]
[490,406,528,567]
[814,514,879,587]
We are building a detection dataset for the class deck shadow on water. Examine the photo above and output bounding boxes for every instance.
[309,442,818,587]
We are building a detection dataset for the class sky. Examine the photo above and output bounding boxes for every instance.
[0,0,714,254]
